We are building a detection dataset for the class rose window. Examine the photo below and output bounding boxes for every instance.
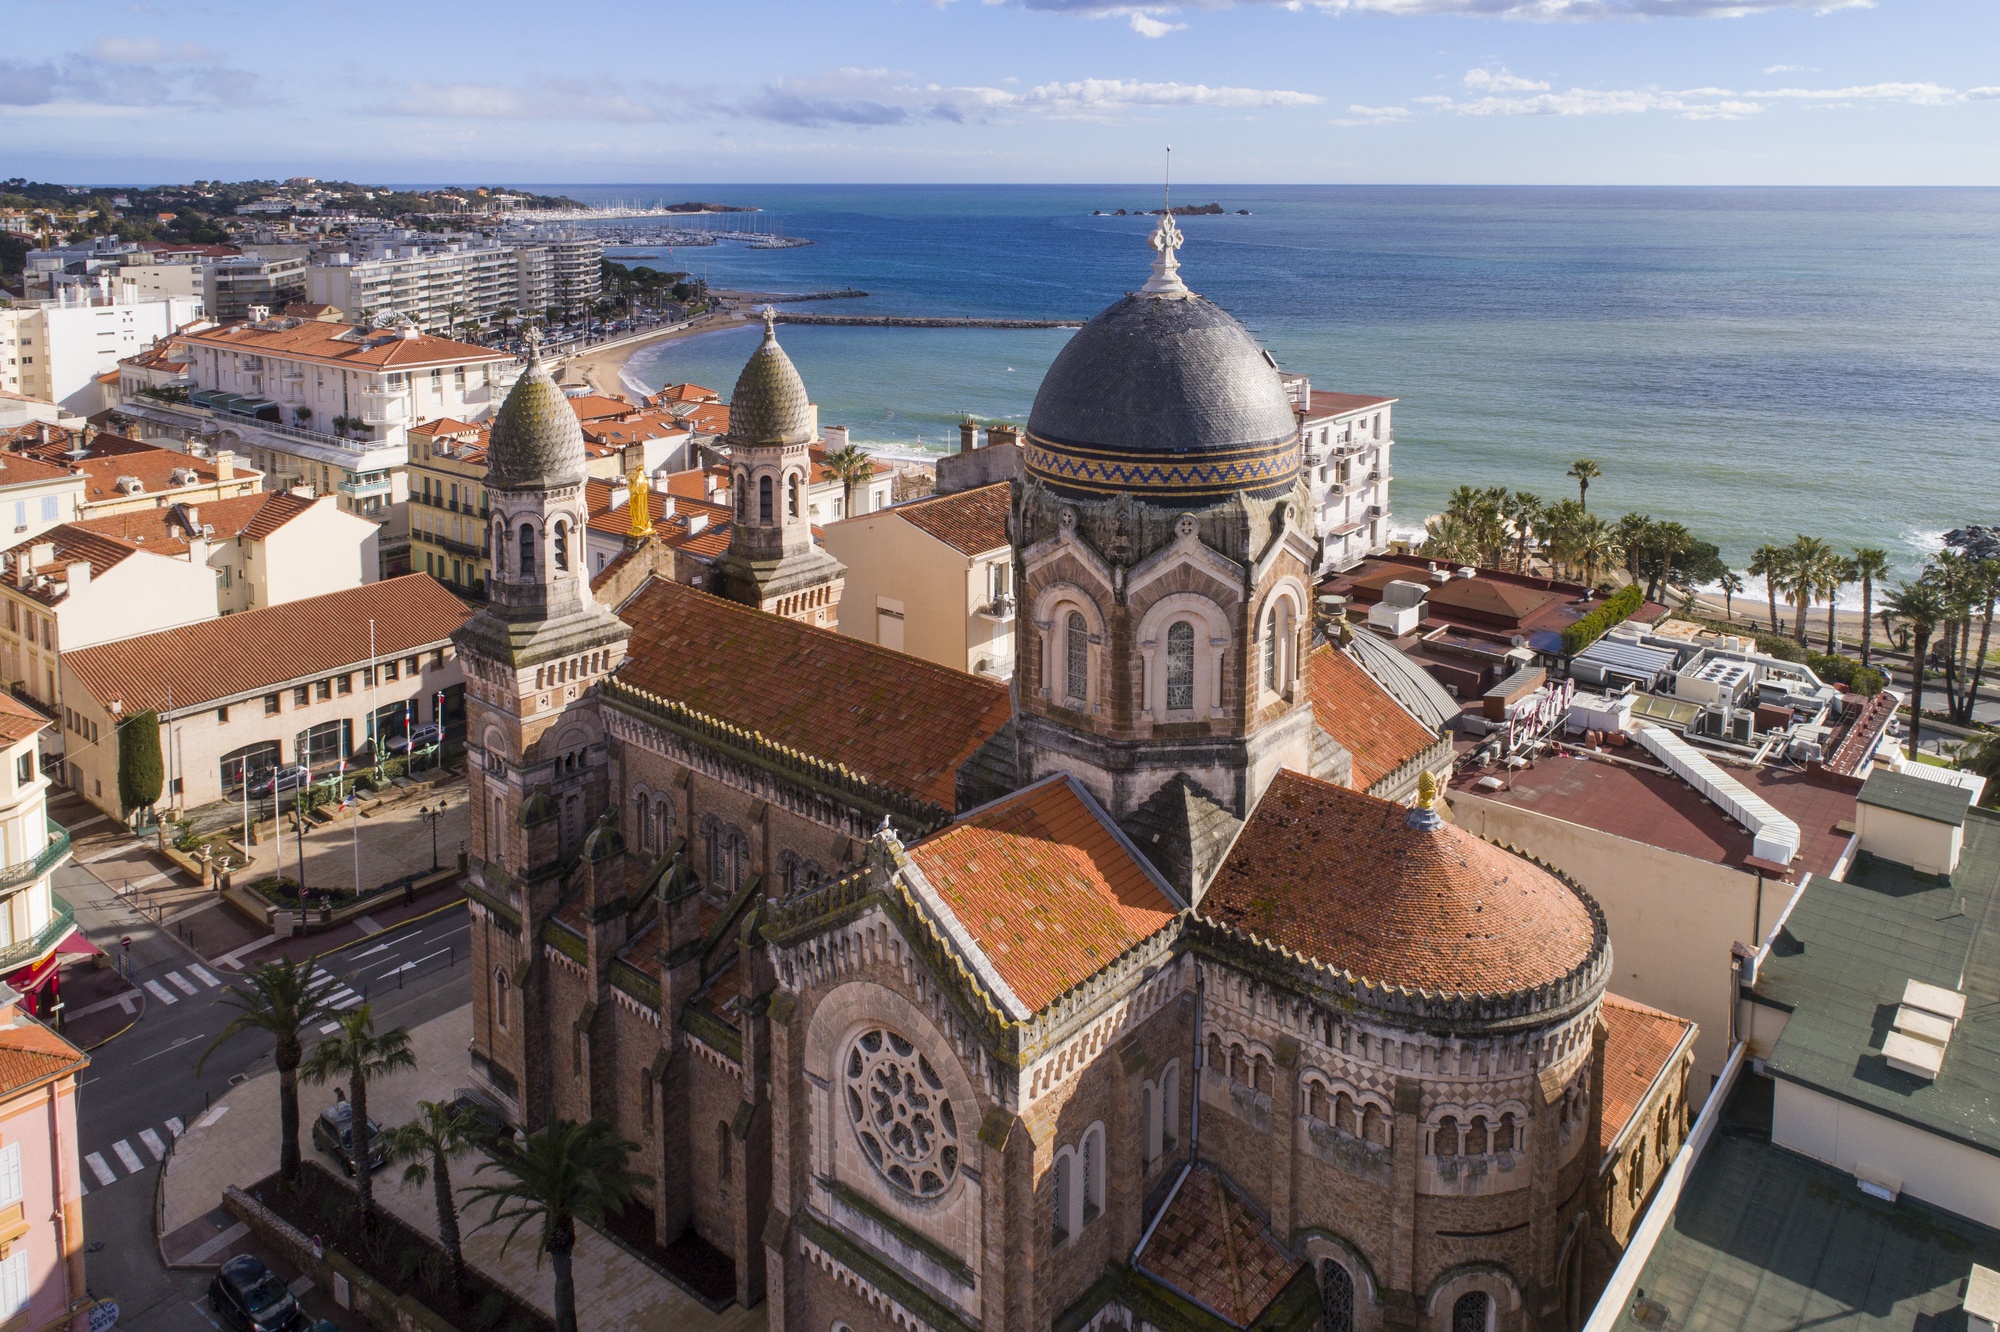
[845,1028,959,1199]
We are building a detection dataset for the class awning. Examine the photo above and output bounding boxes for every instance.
[6,954,60,995]
[1329,522,1366,537]
[55,934,99,958]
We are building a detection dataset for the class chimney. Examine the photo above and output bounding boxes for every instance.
[959,420,978,454]
[34,423,50,447]
[188,536,211,567]
[214,450,235,481]
[65,560,90,591]
[183,505,200,532]
[247,304,269,323]
[823,425,849,450]
[988,424,1020,450]
[28,543,54,571]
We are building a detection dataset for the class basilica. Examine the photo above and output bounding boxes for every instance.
[457,218,1694,1332]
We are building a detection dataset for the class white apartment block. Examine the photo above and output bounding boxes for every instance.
[121,314,515,577]
[1283,373,1396,572]
[307,229,601,333]
[0,287,204,415]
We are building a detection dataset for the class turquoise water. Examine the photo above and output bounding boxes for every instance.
[537,185,2000,575]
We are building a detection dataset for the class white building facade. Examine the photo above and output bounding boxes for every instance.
[1282,374,1396,572]
[0,287,205,414]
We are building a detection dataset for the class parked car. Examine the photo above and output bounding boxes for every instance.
[208,1254,305,1332]
[311,1101,386,1176]
[386,722,443,755]
[247,765,312,798]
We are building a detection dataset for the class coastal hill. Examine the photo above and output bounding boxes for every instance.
[1094,203,1246,217]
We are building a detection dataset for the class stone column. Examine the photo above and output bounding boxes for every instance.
[1386,1076,1421,1330]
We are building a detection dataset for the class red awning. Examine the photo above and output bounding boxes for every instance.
[55,934,99,958]
[6,954,59,995]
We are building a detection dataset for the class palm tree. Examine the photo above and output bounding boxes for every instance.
[1615,513,1654,588]
[384,1100,487,1285]
[1576,518,1622,590]
[197,957,339,1185]
[301,1005,416,1229]
[1501,491,1543,572]
[1647,521,1694,603]
[819,442,876,519]
[1851,547,1892,670]
[1717,570,1744,622]
[1821,555,1856,656]
[1748,544,1789,636]
[1567,458,1602,510]
[467,1120,644,1332]
[1785,536,1833,649]
[1883,579,1947,761]
[1421,512,1480,566]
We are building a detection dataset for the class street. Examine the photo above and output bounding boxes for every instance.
[47,795,471,1332]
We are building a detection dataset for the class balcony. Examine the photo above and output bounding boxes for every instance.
[0,891,74,975]
[361,401,409,425]
[976,594,1017,623]
[337,475,394,498]
[0,822,70,895]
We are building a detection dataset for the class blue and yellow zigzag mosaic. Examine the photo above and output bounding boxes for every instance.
[1025,432,1301,501]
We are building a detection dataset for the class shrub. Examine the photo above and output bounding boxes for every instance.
[1808,652,1886,696]
[1561,585,1646,656]
[117,709,164,815]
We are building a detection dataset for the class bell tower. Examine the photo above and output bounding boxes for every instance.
[456,341,631,1126]
[712,309,845,626]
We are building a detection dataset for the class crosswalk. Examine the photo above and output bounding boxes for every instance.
[140,961,225,1006]
[312,967,366,1032]
[82,1116,183,1192]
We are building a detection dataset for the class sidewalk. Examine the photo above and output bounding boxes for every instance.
[160,1005,759,1332]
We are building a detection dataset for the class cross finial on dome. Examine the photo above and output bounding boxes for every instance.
[1141,212,1188,297]
[760,305,778,338]
[524,323,543,362]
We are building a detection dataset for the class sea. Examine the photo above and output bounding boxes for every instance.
[526,184,2000,580]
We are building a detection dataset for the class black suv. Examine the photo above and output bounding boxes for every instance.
[310,1101,386,1175]
[208,1255,304,1332]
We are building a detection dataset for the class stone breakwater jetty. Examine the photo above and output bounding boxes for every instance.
[773,314,1082,329]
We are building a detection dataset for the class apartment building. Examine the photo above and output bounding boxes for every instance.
[1282,373,1396,571]
[0,450,85,545]
[0,692,77,1023]
[5,428,262,519]
[131,315,514,578]
[0,287,205,414]
[203,254,308,322]
[497,226,602,316]
[307,228,601,333]
[0,986,90,1332]
[406,419,493,596]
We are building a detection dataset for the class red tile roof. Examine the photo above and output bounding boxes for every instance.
[8,432,260,507]
[565,394,634,423]
[1134,1164,1300,1328]
[887,483,1010,556]
[1302,390,1395,420]
[0,1014,86,1099]
[1447,752,1856,879]
[1424,577,1561,628]
[907,775,1178,1014]
[0,526,144,604]
[1598,993,1696,1148]
[180,320,509,371]
[614,580,1011,811]
[0,451,84,490]
[1203,770,1600,996]
[1307,644,1438,792]
[0,693,52,746]
[68,491,316,554]
[809,445,891,486]
[65,575,471,715]
[653,383,718,404]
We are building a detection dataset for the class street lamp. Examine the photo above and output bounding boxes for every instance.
[420,799,448,873]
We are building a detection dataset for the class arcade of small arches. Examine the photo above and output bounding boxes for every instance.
[491,511,581,578]
[774,586,835,619]
[735,463,808,525]
[534,650,613,692]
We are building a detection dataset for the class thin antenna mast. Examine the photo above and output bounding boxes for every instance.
[1165,145,1172,215]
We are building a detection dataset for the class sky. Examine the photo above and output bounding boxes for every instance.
[4,0,1998,185]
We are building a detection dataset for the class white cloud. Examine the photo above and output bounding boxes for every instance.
[1420,76,1986,120]
[1463,67,1549,91]
[1332,103,1410,125]
[1762,63,1802,73]
[86,37,217,64]
[737,68,1319,126]
[1970,87,2000,100]
[1129,13,1189,34]
[0,49,265,110]
[1750,81,1958,104]
[1014,0,1873,21]
[386,82,667,122]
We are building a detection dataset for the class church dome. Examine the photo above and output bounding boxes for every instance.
[486,352,585,490]
[1025,219,1300,505]
[1202,772,1606,1003]
[728,311,814,447]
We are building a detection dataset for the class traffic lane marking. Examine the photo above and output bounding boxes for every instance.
[112,1140,142,1173]
[84,1153,114,1186]
[142,980,177,1005]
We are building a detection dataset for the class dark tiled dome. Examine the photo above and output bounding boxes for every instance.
[487,355,584,489]
[729,315,814,447]
[1025,290,1301,505]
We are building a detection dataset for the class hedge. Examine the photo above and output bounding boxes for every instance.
[1561,584,1646,656]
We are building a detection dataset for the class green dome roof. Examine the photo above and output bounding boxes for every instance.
[487,355,585,489]
[728,312,814,447]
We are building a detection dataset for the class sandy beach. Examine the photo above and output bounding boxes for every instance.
[559,309,751,398]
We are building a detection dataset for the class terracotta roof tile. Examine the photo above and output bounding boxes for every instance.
[180,320,509,371]
[1302,390,1394,420]
[67,491,316,553]
[808,445,891,485]
[654,383,718,404]
[9,432,261,507]
[907,775,1178,1013]
[1307,644,1439,792]
[0,1013,86,1099]
[1134,1164,1300,1328]
[888,483,1010,556]
[1599,993,1696,1147]
[0,693,52,746]
[65,575,471,715]
[1203,770,1600,996]
[0,452,82,489]
[0,526,143,603]
[1423,577,1560,626]
[565,394,634,423]
[614,580,1011,810]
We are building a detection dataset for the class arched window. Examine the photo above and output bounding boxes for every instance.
[1160,1060,1179,1152]
[1165,620,1195,711]
[492,521,506,572]
[493,969,509,1031]
[1435,1116,1460,1157]
[1498,1111,1519,1154]
[635,793,650,853]
[553,520,568,571]
[734,471,746,519]
[1265,604,1280,691]
[788,471,802,517]
[1322,1261,1355,1332]
[1142,1083,1158,1163]
[1064,610,1089,704]
[1052,1151,1074,1245]
[518,523,536,576]
[491,795,505,867]
[1452,1292,1490,1332]
[1467,1116,1489,1155]
[1081,1124,1105,1223]
[759,475,774,524]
